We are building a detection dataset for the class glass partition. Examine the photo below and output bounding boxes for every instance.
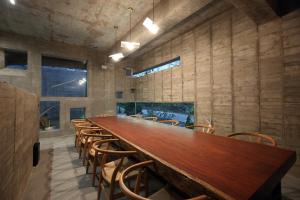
[116,102,194,127]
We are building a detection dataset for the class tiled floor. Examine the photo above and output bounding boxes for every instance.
[23,134,300,200]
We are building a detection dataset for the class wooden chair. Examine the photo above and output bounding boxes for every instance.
[76,126,102,156]
[130,114,143,118]
[119,160,208,200]
[71,118,87,124]
[84,131,114,186]
[144,116,158,121]
[227,132,277,146]
[80,128,112,166]
[158,119,179,126]
[186,124,215,134]
[93,139,139,200]
[73,121,93,147]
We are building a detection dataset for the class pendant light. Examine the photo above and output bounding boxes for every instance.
[121,7,140,51]
[109,26,124,62]
[143,0,159,34]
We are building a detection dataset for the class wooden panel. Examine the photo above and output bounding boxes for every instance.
[282,10,300,173]
[182,32,195,102]
[195,23,212,125]
[154,47,163,102]
[171,37,183,102]
[162,42,172,101]
[258,19,284,144]
[232,11,260,132]
[211,13,233,134]
[89,116,296,200]
[0,82,39,200]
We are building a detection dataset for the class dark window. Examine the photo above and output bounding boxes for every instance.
[41,56,87,97]
[132,57,180,78]
[70,107,86,120]
[5,49,27,70]
[40,101,60,130]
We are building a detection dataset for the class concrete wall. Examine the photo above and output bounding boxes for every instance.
[0,32,116,133]
[0,82,39,200]
[116,9,300,177]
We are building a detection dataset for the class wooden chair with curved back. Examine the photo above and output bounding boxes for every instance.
[81,130,115,186]
[158,119,179,126]
[80,128,112,166]
[71,119,91,147]
[144,116,158,121]
[76,125,102,156]
[227,132,277,146]
[186,124,215,134]
[119,160,208,200]
[93,139,139,200]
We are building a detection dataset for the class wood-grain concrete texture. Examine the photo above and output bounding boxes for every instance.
[116,9,300,177]
[0,82,39,200]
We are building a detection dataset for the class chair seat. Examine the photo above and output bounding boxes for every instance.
[149,187,183,200]
[102,158,138,183]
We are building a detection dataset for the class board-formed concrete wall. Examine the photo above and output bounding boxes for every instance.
[116,9,300,177]
[0,82,39,200]
[0,32,116,132]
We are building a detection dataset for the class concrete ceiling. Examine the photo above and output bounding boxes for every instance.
[0,0,160,50]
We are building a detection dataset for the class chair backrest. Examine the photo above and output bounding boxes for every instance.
[71,118,87,125]
[119,160,208,200]
[227,132,277,146]
[186,124,215,134]
[144,116,158,121]
[92,139,137,181]
[158,119,179,126]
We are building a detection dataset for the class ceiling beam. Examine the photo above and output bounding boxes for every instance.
[224,0,278,24]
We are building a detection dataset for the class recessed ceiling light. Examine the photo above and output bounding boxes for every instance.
[109,53,124,62]
[9,0,16,5]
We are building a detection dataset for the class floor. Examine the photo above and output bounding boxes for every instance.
[23,134,300,200]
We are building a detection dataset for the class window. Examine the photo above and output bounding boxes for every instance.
[41,56,87,97]
[40,101,60,130]
[132,57,180,78]
[70,107,86,120]
[4,49,27,70]
[116,102,194,127]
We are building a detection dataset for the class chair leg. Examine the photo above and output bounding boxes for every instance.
[79,143,83,159]
[92,158,97,186]
[82,143,88,165]
[86,154,90,174]
[75,135,77,147]
[97,174,104,200]
[109,181,116,200]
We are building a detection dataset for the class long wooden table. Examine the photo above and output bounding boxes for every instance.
[88,116,296,200]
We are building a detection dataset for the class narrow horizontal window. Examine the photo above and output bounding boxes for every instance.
[132,57,180,78]
[70,107,86,120]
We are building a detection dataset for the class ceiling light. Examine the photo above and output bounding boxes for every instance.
[121,7,141,51]
[121,41,140,51]
[109,53,124,62]
[9,0,15,5]
[143,17,159,34]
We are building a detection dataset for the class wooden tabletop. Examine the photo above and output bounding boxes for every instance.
[88,116,296,200]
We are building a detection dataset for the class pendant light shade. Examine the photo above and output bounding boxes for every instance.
[121,7,140,51]
[109,26,124,62]
[143,0,159,34]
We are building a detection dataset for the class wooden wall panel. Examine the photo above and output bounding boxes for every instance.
[182,32,195,102]
[154,47,163,102]
[211,14,233,134]
[195,23,212,125]
[162,42,172,101]
[259,19,284,143]
[0,82,39,200]
[171,37,183,102]
[232,11,259,132]
[282,10,300,175]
